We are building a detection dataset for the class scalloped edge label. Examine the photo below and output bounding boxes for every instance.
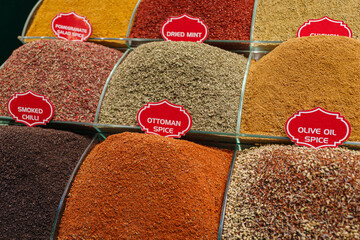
[297,16,352,38]
[161,14,209,43]
[137,100,192,138]
[51,11,92,41]
[7,91,54,127]
[285,107,351,149]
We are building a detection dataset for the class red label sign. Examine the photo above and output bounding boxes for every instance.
[161,14,208,43]
[285,107,351,149]
[51,11,92,41]
[7,91,54,127]
[297,16,352,38]
[137,100,192,138]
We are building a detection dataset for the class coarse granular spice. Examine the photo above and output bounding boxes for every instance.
[57,132,232,239]
[241,36,360,142]
[99,41,247,133]
[0,40,122,122]
[129,0,255,40]
[222,145,360,239]
[253,0,360,41]
[25,0,138,46]
[0,125,91,239]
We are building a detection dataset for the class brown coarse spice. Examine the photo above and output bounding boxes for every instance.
[222,145,360,239]
[241,36,360,142]
[99,41,248,133]
[57,132,232,239]
[253,0,360,41]
[0,40,122,122]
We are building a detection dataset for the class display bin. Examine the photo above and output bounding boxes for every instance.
[125,0,254,51]
[18,0,138,48]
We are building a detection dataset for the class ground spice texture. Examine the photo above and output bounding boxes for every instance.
[253,0,360,41]
[241,36,360,142]
[222,145,360,239]
[0,126,91,239]
[129,0,254,40]
[0,40,122,122]
[26,0,138,46]
[58,132,232,239]
[99,41,247,133]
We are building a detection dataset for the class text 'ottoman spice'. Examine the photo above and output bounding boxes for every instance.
[0,40,122,122]
[0,126,91,239]
[222,145,360,239]
[99,41,248,133]
[241,36,360,142]
[58,132,232,239]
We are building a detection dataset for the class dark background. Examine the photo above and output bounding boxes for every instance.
[0,0,38,65]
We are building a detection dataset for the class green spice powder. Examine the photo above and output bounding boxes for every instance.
[99,41,248,133]
[253,0,360,41]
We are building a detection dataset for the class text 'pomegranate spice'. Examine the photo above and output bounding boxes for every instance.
[129,0,255,40]
[0,40,122,122]
[58,132,232,239]
[222,145,360,239]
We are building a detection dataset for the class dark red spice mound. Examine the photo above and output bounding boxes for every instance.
[129,0,255,40]
[0,40,123,122]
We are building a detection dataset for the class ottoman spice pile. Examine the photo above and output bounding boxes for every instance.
[57,132,232,239]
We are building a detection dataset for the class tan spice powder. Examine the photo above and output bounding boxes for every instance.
[57,132,232,239]
[241,36,360,142]
[25,0,138,46]
[222,145,360,239]
[253,0,360,41]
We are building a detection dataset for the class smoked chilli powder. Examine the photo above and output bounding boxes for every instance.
[58,132,232,239]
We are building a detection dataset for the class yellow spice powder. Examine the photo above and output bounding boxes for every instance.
[25,0,138,46]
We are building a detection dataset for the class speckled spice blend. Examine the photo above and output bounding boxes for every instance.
[0,40,122,122]
[0,125,91,239]
[222,145,360,239]
[99,41,248,133]
[57,132,232,239]
[25,0,138,46]
[253,0,360,41]
[129,0,255,40]
[241,36,360,142]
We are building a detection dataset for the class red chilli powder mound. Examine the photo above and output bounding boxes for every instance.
[58,132,232,239]
[0,40,123,122]
[129,0,255,40]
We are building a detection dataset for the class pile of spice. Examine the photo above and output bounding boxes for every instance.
[0,40,122,122]
[253,0,360,41]
[222,145,360,239]
[99,41,247,133]
[241,36,360,142]
[57,132,232,239]
[25,0,138,46]
[0,125,91,239]
[129,0,255,40]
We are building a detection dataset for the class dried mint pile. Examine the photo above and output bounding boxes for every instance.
[0,126,91,239]
[0,40,123,122]
[241,36,360,142]
[99,41,248,133]
[129,0,255,40]
[222,145,360,239]
[58,132,232,239]
[253,0,360,41]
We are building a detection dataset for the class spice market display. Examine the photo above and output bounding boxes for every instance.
[57,132,232,239]
[0,40,122,122]
[128,0,255,40]
[222,145,360,239]
[24,0,138,46]
[253,0,360,41]
[241,35,360,142]
[0,125,91,239]
[98,41,248,133]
